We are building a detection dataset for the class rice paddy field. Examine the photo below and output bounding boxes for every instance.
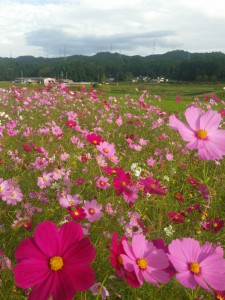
[0,81,225,300]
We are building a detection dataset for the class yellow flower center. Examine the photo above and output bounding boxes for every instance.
[100,181,105,186]
[50,256,63,271]
[89,208,95,214]
[213,223,218,227]
[196,129,207,140]
[74,211,79,216]
[137,258,148,270]
[43,177,47,182]
[189,262,200,274]
[150,184,155,189]
[121,181,126,186]
[103,148,109,153]
[93,140,97,144]
[217,296,224,300]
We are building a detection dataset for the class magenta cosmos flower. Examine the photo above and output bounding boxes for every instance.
[13,221,95,300]
[169,107,225,160]
[168,237,225,291]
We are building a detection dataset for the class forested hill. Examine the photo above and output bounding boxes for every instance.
[1,50,225,82]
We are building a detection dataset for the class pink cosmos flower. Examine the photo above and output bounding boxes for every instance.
[95,176,110,190]
[97,141,116,158]
[37,172,52,189]
[169,107,225,160]
[83,200,103,222]
[13,221,95,300]
[120,233,171,286]
[168,237,225,291]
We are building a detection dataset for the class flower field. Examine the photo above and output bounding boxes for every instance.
[0,83,225,300]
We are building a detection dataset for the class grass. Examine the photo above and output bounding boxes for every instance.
[0,81,225,299]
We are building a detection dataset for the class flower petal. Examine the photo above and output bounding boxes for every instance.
[14,258,50,289]
[184,107,201,131]
[200,110,221,131]
[27,273,56,300]
[176,271,197,289]
[15,237,46,262]
[59,221,84,255]
[63,237,95,265]
[33,221,60,257]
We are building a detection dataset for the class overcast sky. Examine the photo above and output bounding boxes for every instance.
[1,0,225,58]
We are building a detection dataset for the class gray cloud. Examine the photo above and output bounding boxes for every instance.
[26,28,178,56]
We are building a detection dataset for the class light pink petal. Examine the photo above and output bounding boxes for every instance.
[184,107,201,131]
[27,273,56,300]
[146,250,169,270]
[200,110,221,131]
[202,272,225,291]
[186,138,199,150]
[142,269,159,285]
[59,221,83,255]
[14,258,50,289]
[168,238,200,263]
[177,124,195,142]
[33,221,60,257]
[167,254,188,272]
[194,274,211,291]
[176,271,197,289]
[208,132,225,154]
[133,264,144,285]
[15,237,46,261]
[63,238,95,265]
[199,255,225,290]
[149,269,171,284]
[169,114,196,142]
[122,239,135,261]
[198,142,223,160]
[120,254,135,272]
[132,234,147,258]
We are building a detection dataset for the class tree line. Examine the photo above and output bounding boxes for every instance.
[1,50,225,82]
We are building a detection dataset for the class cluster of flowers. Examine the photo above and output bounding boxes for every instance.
[12,221,225,300]
[110,232,225,295]
[0,177,23,205]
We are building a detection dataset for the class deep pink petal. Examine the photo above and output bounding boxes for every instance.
[33,221,60,257]
[61,265,95,291]
[184,107,201,131]
[14,258,50,289]
[59,221,84,255]
[176,271,197,289]
[51,271,77,300]
[15,237,46,262]
[27,273,56,300]
[63,238,95,265]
